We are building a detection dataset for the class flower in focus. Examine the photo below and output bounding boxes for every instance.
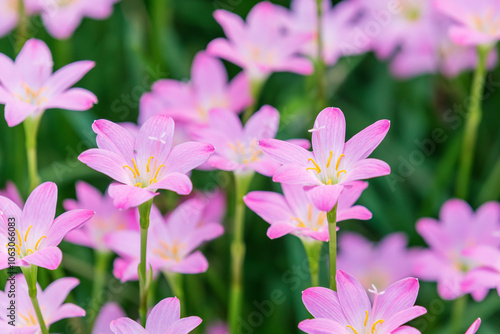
[260,107,390,212]
[110,297,202,334]
[92,302,125,334]
[298,270,426,334]
[461,245,500,299]
[78,115,214,209]
[0,0,19,37]
[244,181,371,241]
[0,181,23,208]
[0,275,85,332]
[465,318,481,334]
[413,199,500,301]
[0,38,97,127]
[0,182,94,270]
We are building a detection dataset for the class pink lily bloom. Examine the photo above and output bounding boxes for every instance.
[298,270,426,334]
[0,181,23,208]
[207,2,314,80]
[461,245,500,299]
[436,0,500,46]
[260,107,390,212]
[465,318,481,334]
[0,182,94,270]
[0,0,19,37]
[244,181,371,241]
[337,232,417,292]
[0,275,85,332]
[93,302,126,334]
[413,199,500,301]
[0,38,97,127]
[107,201,223,282]
[25,0,120,39]
[196,105,309,176]
[181,189,226,227]
[63,181,137,252]
[78,115,214,209]
[110,297,201,334]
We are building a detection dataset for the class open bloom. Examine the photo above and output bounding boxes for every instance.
[244,181,371,241]
[207,1,313,80]
[299,270,426,334]
[0,181,23,208]
[0,275,85,333]
[0,182,94,270]
[0,0,19,37]
[0,38,97,127]
[465,318,481,334]
[179,189,226,227]
[78,115,214,209]
[260,107,390,212]
[110,297,201,334]
[461,245,500,299]
[413,199,500,301]
[93,303,126,334]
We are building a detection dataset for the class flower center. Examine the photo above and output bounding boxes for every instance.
[346,311,385,334]
[471,8,500,35]
[14,83,48,106]
[123,156,165,188]
[399,0,421,21]
[5,225,47,258]
[291,204,326,232]
[306,151,346,184]
[153,240,185,262]
[18,309,38,327]
[227,138,262,165]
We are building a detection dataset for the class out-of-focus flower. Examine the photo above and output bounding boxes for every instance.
[0,182,94,270]
[110,297,201,334]
[0,181,23,208]
[207,1,313,80]
[260,107,390,212]
[298,270,426,334]
[413,199,500,301]
[244,181,371,241]
[63,181,137,252]
[78,115,214,209]
[179,189,226,227]
[93,303,126,334]
[0,275,85,332]
[465,318,481,334]
[206,322,229,334]
[25,0,120,39]
[337,232,416,292]
[461,245,500,299]
[0,38,96,127]
[0,0,19,37]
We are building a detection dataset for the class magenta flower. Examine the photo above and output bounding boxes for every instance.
[0,0,19,37]
[298,270,426,334]
[0,181,23,208]
[93,303,125,334]
[78,115,214,209]
[0,275,85,332]
[465,318,481,334]
[63,181,137,251]
[207,1,313,80]
[244,181,371,241]
[0,182,94,270]
[260,107,390,212]
[413,199,500,301]
[461,245,500,299]
[110,297,201,334]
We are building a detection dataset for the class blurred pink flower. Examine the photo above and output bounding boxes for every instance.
[413,199,500,301]
[298,270,426,334]
[206,322,229,334]
[78,115,214,209]
[461,245,500,299]
[0,0,19,37]
[260,107,390,212]
[0,38,96,127]
[244,181,371,241]
[465,318,481,334]
[110,297,201,334]
[63,181,137,252]
[0,182,93,270]
[93,302,126,334]
[207,1,313,80]
[0,275,85,332]
[337,232,416,292]
[180,189,226,227]
[0,181,23,208]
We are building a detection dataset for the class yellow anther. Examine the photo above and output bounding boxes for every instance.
[326,179,332,185]
[291,217,305,228]
[26,249,34,255]
[134,182,143,188]
[15,229,22,246]
[346,325,358,334]
[28,312,36,325]
[35,236,46,251]
[227,142,238,154]
[236,141,246,155]
[364,310,369,327]
[336,154,345,170]
[371,319,384,333]
[18,312,30,323]
[25,225,33,242]
[316,212,326,226]
[132,158,140,176]
[146,156,154,172]
[337,170,346,178]
[151,165,165,184]
[326,151,333,168]
[243,158,249,164]
[308,204,312,221]
[123,165,137,178]
[306,158,322,174]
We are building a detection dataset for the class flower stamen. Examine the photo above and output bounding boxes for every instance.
[371,319,384,333]
[346,325,358,334]
[25,225,33,242]
[337,170,346,178]
[336,154,345,170]
[326,151,333,168]
[306,158,321,174]
[35,236,46,251]
[146,156,154,172]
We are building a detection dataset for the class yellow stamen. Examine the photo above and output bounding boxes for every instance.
[35,236,46,250]
[291,217,305,228]
[150,165,166,185]
[123,165,137,178]
[15,229,22,246]
[28,312,36,325]
[336,154,345,170]
[326,179,332,185]
[316,212,326,226]
[364,310,369,327]
[146,156,154,172]
[236,141,246,155]
[243,158,249,164]
[306,158,322,174]
[337,170,346,178]
[132,158,140,176]
[26,249,34,255]
[346,325,358,334]
[25,225,33,242]
[308,204,312,221]
[371,319,384,333]
[326,151,333,168]
[18,312,30,323]
[227,142,238,154]
[134,182,143,188]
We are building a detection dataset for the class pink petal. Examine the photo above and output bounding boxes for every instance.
[266,222,296,239]
[151,172,193,195]
[384,306,427,333]
[40,277,79,308]
[337,206,372,222]
[208,155,240,171]
[105,230,140,259]
[465,318,481,334]
[4,100,37,127]
[165,316,203,334]
[228,72,252,112]
[336,270,371,329]
[207,108,243,139]
[16,39,53,85]
[439,198,473,229]
[46,209,94,247]
[213,9,246,44]
[191,52,227,100]
[449,26,496,47]
[272,56,314,75]
[92,119,135,162]
[463,246,500,271]
[273,164,321,185]
[45,87,97,111]
[93,303,126,334]
[46,60,95,95]
[341,159,390,184]
[243,191,291,225]
[250,157,280,177]
[108,183,158,210]
[302,287,345,323]
[146,297,180,332]
[169,251,208,274]
[22,182,57,237]
[49,303,86,325]
[260,138,313,165]
[164,142,214,174]
[0,53,18,89]
[41,10,82,40]
[415,218,452,253]
[391,326,422,334]
[306,184,343,212]
[78,149,130,184]
[372,277,420,321]
[298,318,345,334]
[311,108,345,167]
[22,246,63,270]
[135,114,175,164]
[110,318,148,334]
[343,120,390,163]
[0,196,23,227]
[206,38,244,69]
[244,105,279,140]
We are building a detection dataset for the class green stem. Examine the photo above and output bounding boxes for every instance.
[24,116,42,192]
[15,0,28,52]
[228,172,254,334]
[450,295,467,334]
[302,240,322,287]
[21,266,49,334]
[165,272,184,315]
[88,250,112,329]
[456,46,491,199]
[242,79,265,123]
[315,0,327,110]
[138,199,153,327]
[327,205,337,291]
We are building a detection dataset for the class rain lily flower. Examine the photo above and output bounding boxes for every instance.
[260,107,390,212]
[0,181,23,208]
[182,189,226,227]
[413,199,500,300]
[110,297,201,334]
[298,270,426,334]
[63,181,137,252]
[0,38,97,127]
[337,232,417,292]
[78,115,214,209]
[461,245,500,300]
[244,181,371,241]
[0,275,85,332]
[0,182,94,270]
[93,303,126,334]
[465,318,481,334]
[207,1,314,80]
[0,0,19,37]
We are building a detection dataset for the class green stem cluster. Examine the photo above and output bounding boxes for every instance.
[22,266,49,334]
[327,205,338,291]
[24,116,42,192]
[138,199,153,326]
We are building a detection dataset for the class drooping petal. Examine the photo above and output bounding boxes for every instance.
[146,297,180,332]
[306,184,343,212]
[22,246,62,270]
[108,184,158,210]
[45,209,94,247]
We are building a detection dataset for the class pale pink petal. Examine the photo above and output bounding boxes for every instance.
[163,142,214,174]
[191,52,227,100]
[48,303,86,324]
[463,246,500,271]
[135,114,175,164]
[449,26,496,47]
[344,120,390,163]
[16,39,53,85]
[22,246,62,270]
[260,138,313,165]
[79,149,130,184]
[22,182,57,236]
[105,231,140,258]
[311,108,345,166]
[41,277,79,309]
[0,53,18,89]
[465,318,481,334]
[92,119,135,162]
[266,222,296,239]
[41,11,82,40]
[244,105,279,139]
[415,218,452,253]
[151,173,193,195]
[46,60,95,95]
[337,206,372,222]
[298,318,345,334]
[302,287,345,323]
[4,100,37,127]
[273,164,321,185]
[165,316,203,334]
[250,157,280,176]
[208,155,239,171]
[384,306,427,333]
[0,196,23,227]
[45,87,97,111]
[169,251,208,274]
[341,159,390,184]
[93,303,126,334]
[306,184,343,212]
[207,108,243,139]
[372,277,420,321]
[336,270,371,329]
[228,72,252,112]
[213,9,247,42]
[272,56,314,75]
[146,297,180,332]
[110,318,148,334]
[207,39,244,69]
[108,184,158,210]
[46,209,94,247]
[243,191,291,224]
[391,326,422,334]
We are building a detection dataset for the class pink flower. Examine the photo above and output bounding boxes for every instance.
[260,107,390,212]
[183,189,226,227]
[0,275,85,332]
[206,322,229,334]
[298,270,426,334]
[0,0,19,37]
[63,181,137,251]
[337,232,417,292]
[110,297,202,334]
[461,245,500,299]
[0,182,94,270]
[413,199,500,301]
[465,318,481,334]
[78,115,214,209]
[0,181,23,208]
[244,181,371,241]
[207,2,314,80]
[93,303,126,334]
[0,38,97,127]
[25,0,120,39]
[107,201,223,282]
[436,0,500,46]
